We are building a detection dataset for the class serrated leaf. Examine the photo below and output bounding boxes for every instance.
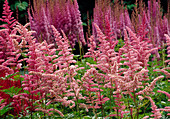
[2,86,22,97]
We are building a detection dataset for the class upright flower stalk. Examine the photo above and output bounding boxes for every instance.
[93,0,169,58]
[153,34,170,117]
[29,0,85,47]
[85,23,166,118]
[13,25,85,116]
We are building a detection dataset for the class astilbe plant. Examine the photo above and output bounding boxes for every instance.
[0,0,16,32]
[10,23,41,116]
[154,34,170,117]
[0,0,16,64]
[11,24,86,117]
[0,0,23,116]
[0,29,22,115]
[2,22,35,116]
[84,24,129,118]
[0,0,21,75]
[132,0,170,59]
[11,23,57,116]
[11,23,60,116]
[41,26,86,116]
[154,34,170,79]
[94,0,169,59]
[0,0,17,66]
[118,27,165,119]
[81,67,109,117]
[29,0,85,47]
[93,0,134,39]
[84,23,167,118]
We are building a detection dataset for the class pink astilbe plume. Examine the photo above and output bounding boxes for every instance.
[85,23,119,90]
[29,0,85,47]
[10,22,36,49]
[17,25,84,115]
[52,25,76,69]
[152,34,170,117]
[0,29,19,69]
[114,27,165,118]
[145,96,162,119]
[154,34,170,80]
[84,24,129,118]
[4,23,42,115]
[28,6,54,44]
[18,38,59,114]
[85,23,119,74]
[49,26,85,109]
[137,12,150,42]
[81,67,109,113]
[0,0,16,32]
[0,25,22,114]
[157,90,170,116]
[93,0,112,35]
[0,0,19,72]
[117,27,158,93]
[132,0,170,58]
[125,27,157,68]
[93,0,134,39]
[70,0,85,46]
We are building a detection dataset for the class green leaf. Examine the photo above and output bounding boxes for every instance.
[2,86,22,97]
[4,73,17,79]
[15,1,28,11]
[82,22,87,26]
[0,104,13,116]
[5,114,15,119]
[83,116,92,119]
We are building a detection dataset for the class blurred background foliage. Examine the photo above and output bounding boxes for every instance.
[0,0,30,24]
[0,0,169,26]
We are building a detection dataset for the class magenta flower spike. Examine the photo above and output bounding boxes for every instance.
[29,0,85,47]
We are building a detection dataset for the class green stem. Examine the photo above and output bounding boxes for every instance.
[133,91,138,119]
[76,97,81,119]
[128,94,133,119]
[117,109,119,119]
[109,88,112,113]
[99,88,104,118]
[89,92,97,118]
